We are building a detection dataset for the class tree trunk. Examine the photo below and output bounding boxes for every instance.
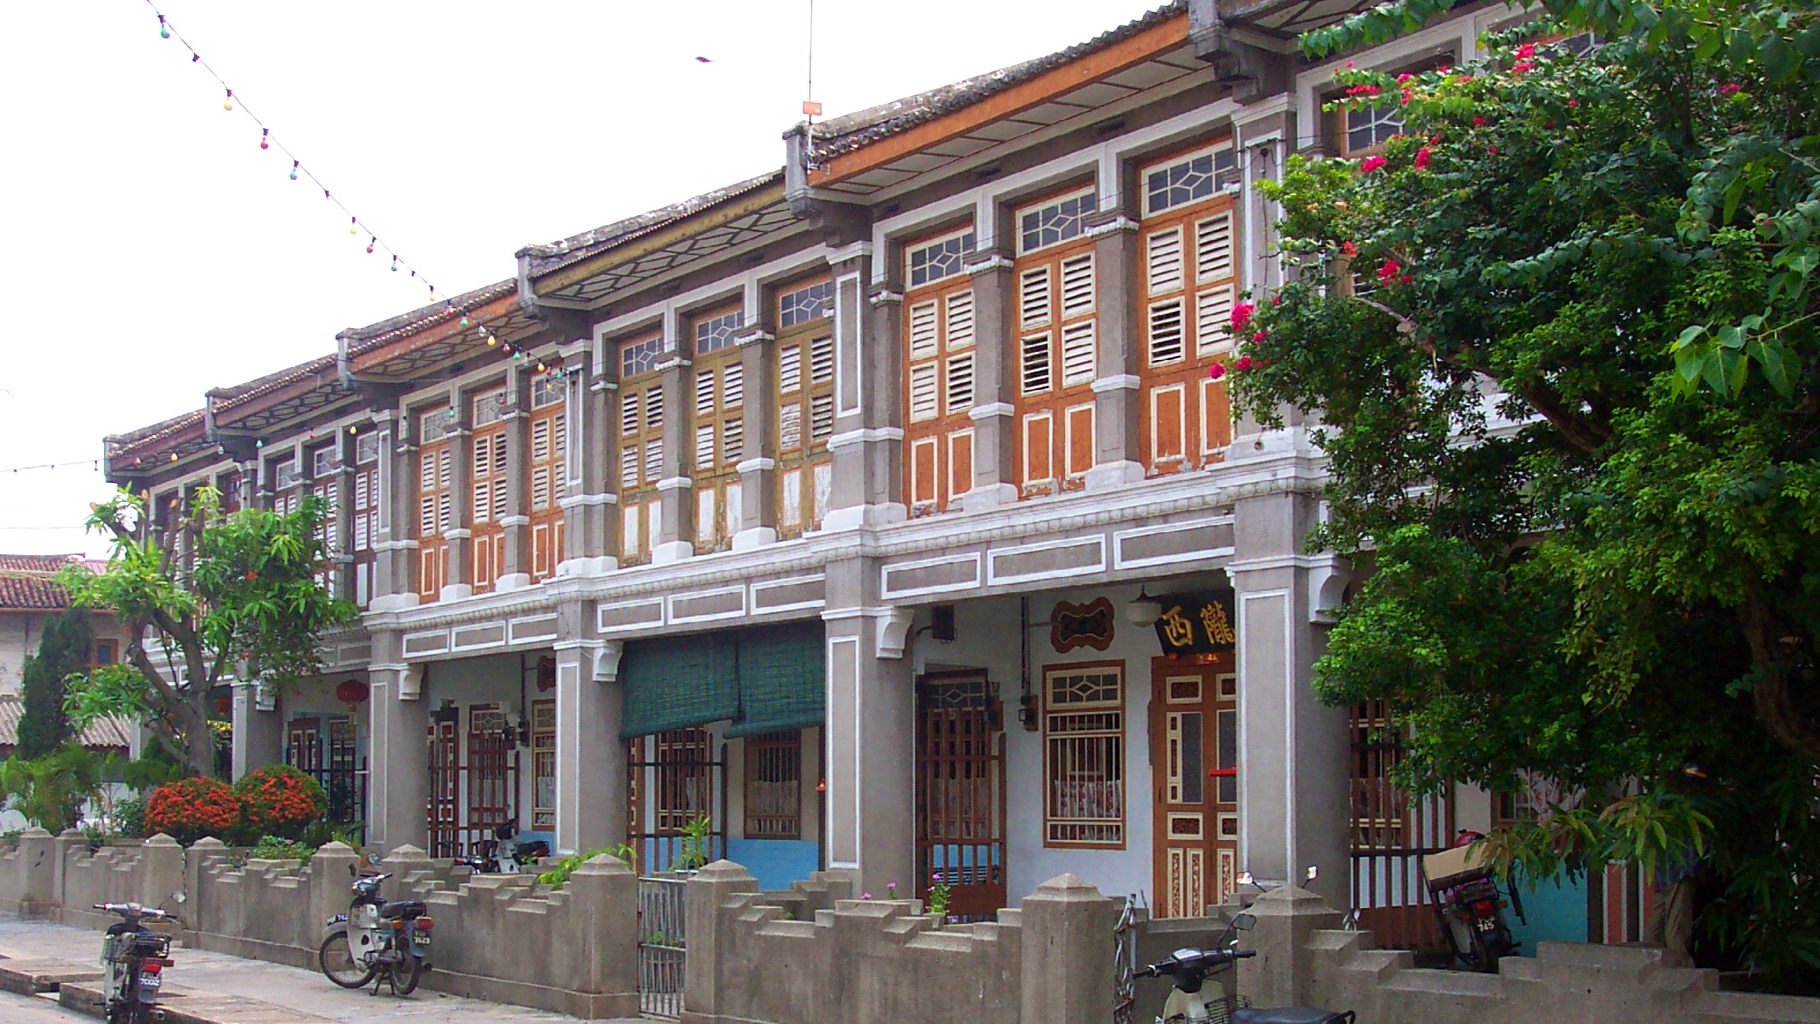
[1740,583,1820,765]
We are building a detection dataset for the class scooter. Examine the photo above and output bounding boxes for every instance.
[1422,832,1520,972]
[1138,912,1355,1024]
[318,864,433,995]
[94,902,180,1024]
[454,822,550,874]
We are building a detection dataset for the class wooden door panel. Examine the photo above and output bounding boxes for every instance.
[1151,656,1237,918]
[915,673,1007,922]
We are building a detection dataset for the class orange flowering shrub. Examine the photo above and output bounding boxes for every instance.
[234,765,326,842]
[146,777,243,845]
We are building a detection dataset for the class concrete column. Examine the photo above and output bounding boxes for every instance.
[961,247,1018,511]
[13,828,55,916]
[733,323,777,549]
[1235,883,1342,1010]
[230,679,282,780]
[682,860,760,1023]
[498,367,532,588]
[821,557,914,894]
[139,834,185,910]
[442,393,474,599]
[367,649,429,854]
[310,841,358,936]
[564,853,641,1017]
[1019,874,1117,1024]
[823,242,906,531]
[564,348,618,572]
[653,337,694,563]
[1227,487,1350,910]
[1085,204,1146,491]
[554,601,626,855]
[372,410,420,610]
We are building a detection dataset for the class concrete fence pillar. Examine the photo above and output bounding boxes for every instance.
[565,853,641,1018]
[1019,874,1117,1024]
[683,860,760,1022]
[1235,883,1341,1010]
[381,844,434,897]
[139,834,185,911]
[52,828,85,917]
[311,841,358,942]
[14,828,56,916]
[185,837,227,942]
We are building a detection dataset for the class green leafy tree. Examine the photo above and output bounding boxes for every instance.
[0,742,110,833]
[57,488,355,778]
[17,607,91,759]
[1229,0,1820,987]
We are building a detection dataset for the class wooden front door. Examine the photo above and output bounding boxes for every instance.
[914,672,1007,921]
[427,715,459,858]
[1150,656,1238,918]
[286,717,322,774]
[465,704,514,856]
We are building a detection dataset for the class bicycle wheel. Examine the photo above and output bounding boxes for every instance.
[392,953,425,996]
[319,932,376,989]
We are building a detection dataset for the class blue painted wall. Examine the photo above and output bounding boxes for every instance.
[1508,872,1588,953]
[726,838,820,892]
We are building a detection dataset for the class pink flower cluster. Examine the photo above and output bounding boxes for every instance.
[1346,83,1383,97]
[1360,155,1388,173]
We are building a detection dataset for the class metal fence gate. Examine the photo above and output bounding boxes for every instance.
[1348,700,1452,951]
[626,728,727,873]
[638,875,688,1019]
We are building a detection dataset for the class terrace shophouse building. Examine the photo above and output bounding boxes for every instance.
[102,1,1632,946]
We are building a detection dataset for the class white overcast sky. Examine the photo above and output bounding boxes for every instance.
[0,0,1162,557]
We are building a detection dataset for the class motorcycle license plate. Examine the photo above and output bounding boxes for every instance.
[415,933,431,947]
[139,972,163,992]
[1475,918,1497,932]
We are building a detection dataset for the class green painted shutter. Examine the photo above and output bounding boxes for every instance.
[618,634,739,739]
[726,622,824,738]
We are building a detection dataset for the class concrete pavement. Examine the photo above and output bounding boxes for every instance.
[0,914,652,1024]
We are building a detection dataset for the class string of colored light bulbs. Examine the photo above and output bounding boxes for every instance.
[141,0,446,306]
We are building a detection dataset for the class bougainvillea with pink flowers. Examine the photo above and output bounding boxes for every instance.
[1235,0,1820,990]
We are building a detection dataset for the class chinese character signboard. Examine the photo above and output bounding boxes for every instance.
[1152,592,1236,654]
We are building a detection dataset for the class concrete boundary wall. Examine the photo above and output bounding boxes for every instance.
[10,829,1814,1024]
[1237,884,1820,1024]
[680,863,1115,1024]
[0,828,641,1020]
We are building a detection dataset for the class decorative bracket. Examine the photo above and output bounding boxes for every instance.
[875,608,915,659]
[593,641,625,683]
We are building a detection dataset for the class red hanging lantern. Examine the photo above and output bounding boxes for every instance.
[535,657,556,692]
[213,695,232,716]
[335,678,370,713]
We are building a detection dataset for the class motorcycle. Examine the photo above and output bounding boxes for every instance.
[454,822,550,874]
[318,864,433,995]
[1422,831,1521,972]
[94,902,179,1024]
[1138,912,1355,1024]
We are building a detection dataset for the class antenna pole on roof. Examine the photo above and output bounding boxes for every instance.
[802,0,821,132]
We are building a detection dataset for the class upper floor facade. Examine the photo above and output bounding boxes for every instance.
[102,0,1543,647]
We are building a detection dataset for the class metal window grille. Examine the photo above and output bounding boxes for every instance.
[1043,665,1124,846]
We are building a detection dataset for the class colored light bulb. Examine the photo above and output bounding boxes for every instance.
[460,315,471,327]
[348,425,358,435]
[259,129,269,150]
[223,89,233,111]
[349,218,358,235]
[535,360,547,372]
[366,237,375,254]
[158,16,170,38]
[390,257,398,272]
[486,335,498,347]
[289,161,299,181]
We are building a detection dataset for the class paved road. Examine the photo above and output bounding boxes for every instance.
[0,914,645,1023]
[0,991,91,1022]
